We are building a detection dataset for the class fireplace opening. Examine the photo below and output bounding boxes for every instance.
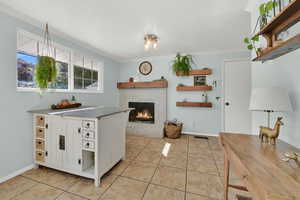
[129,102,155,124]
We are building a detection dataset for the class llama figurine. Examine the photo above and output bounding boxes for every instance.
[259,117,284,145]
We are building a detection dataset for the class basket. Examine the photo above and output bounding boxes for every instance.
[164,122,183,139]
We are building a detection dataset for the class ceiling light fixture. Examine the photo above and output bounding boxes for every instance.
[144,34,159,51]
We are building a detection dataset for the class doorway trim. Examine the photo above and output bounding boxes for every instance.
[221,58,251,133]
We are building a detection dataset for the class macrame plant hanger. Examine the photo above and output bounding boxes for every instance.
[42,23,55,58]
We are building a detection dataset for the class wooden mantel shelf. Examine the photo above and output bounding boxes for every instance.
[176,85,212,91]
[117,80,168,89]
[176,102,212,108]
[176,69,212,76]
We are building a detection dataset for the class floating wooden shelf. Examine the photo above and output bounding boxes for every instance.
[176,69,212,76]
[117,80,168,89]
[176,85,212,91]
[176,102,212,108]
[253,0,300,61]
[257,0,300,36]
[253,33,300,61]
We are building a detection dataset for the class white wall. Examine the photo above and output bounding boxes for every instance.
[250,0,300,148]
[0,11,120,179]
[119,51,250,136]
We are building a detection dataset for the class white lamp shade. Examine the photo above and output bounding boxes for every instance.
[249,87,292,112]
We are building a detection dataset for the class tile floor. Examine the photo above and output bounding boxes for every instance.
[0,135,251,200]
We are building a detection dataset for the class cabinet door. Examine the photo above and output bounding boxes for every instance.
[66,119,82,172]
[45,115,62,168]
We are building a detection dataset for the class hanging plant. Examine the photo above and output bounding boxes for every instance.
[243,1,278,56]
[35,23,57,90]
[36,56,56,89]
[172,53,194,76]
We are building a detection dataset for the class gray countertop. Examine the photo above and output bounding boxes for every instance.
[28,106,131,119]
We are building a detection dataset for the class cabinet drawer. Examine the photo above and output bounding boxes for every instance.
[35,151,45,163]
[36,128,45,139]
[83,140,95,150]
[83,130,95,139]
[36,115,45,127]
[82,120,95,129]
[35,139,45,150]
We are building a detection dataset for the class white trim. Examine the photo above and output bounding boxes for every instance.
[182,131,218,137]
[0,164,35,183]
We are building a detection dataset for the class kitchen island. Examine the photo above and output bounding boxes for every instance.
[29,106,130,187]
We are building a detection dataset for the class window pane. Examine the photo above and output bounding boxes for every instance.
[54,61,68,89]
[17,52,37,88]
[92,70,98,81]
[84,79,92,89]
[84,68,92,79]
[55,46,70,63]
[74,78,83,89]
[74,66,83,78]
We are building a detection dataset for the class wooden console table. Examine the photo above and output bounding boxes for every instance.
[219,133,300,200]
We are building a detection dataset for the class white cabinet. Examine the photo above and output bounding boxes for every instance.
[33,110,129,187]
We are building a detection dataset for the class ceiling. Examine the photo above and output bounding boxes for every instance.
[0,0,250,61]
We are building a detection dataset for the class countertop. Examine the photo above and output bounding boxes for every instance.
[28,106,131,119]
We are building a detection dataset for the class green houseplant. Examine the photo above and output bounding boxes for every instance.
[36,56,57,89]
[35,23,57,91]
[172,53,194,75]
[243,0,277,56]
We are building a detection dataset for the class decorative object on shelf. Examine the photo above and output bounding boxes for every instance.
[129,77,134,82]
[202,92,208,103]
[144,34,159,50]
[194,75,206,86]
[282,151,300,162]
[177,83,185,87]
[243,1,278,56]
[183,98,188,102]
[35,23,57,92]
[259,117,284,144]
[164,119,183,139]
[213,80,217,88]
[249,87,292,128]
[172,53,194,76]
[252,1,300,61]
[51,99,82,110]
[139,61,152,75]
[70,95,77,104]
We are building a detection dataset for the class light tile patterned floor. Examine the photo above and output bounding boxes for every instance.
[0,135,252,200]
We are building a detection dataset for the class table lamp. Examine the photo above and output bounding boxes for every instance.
[249,87,292,127]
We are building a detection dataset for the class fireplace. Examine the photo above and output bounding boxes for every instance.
[128,102,155,124]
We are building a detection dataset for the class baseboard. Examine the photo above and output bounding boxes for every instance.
[0,164,35,183]
[182,131,218,137]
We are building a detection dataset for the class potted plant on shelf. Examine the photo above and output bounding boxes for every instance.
[35,23,57,92]
[172,53,194,76]
[243,0,277,56]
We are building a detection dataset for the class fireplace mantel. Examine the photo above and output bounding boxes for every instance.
[117,80,168,89]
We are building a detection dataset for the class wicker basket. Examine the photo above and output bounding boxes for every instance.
[164,122,183,139]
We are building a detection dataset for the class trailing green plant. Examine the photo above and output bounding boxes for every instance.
[35,56,57,89]
[243,0,277,55]
[172,53,194,75]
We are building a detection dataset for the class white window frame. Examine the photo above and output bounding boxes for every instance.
[16,29,104,94]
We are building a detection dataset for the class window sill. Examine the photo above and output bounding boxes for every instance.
[16,88,104,94]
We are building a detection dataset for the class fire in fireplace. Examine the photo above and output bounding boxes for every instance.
[128,102,155,123]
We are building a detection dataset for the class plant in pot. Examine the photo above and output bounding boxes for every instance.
[35,23,57,93]
[172,53,194,76]
[36,56,57,89]
[243,0,277,56]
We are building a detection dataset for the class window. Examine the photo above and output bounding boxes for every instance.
[16,30,103,93]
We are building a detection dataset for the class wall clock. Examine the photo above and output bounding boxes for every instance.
[139,61,152,75]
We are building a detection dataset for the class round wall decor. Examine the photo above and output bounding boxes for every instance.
[139,61,152,75]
